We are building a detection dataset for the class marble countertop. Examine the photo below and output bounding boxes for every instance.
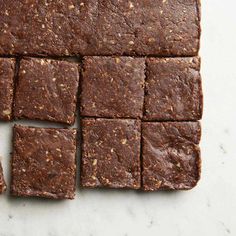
[0,1,235,235]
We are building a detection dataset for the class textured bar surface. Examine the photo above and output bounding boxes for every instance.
[144,57,203,121]
[11,125,77,199]
[81,118,141,189]
[14,58,79,125]
[81,56,145,118]
[0,0,200,56]
[142,122,201,191]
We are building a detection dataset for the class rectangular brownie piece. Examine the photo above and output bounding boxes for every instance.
[91,0,201,56]
[0,0,97,56]
[0,0,200,56]
[142,122,201,191]
[80,57,145,118]
[14,58,79,125]
[144,57,203,121]
[81,118,141,189]
[0,58,15,121]
[0,161,6,194]
[11,125,77,199]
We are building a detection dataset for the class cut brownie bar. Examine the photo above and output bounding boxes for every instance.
[11,125,77,199]
[80,57,145,118]
[14,58,79,125]
[0,161,6,194]
[0,0,200,56]
[91,0,201,56]
[0,58,15,121]
[81,118,141,189]
[0,0,97,56]
[142,122,201,191]
[144,57,203,121]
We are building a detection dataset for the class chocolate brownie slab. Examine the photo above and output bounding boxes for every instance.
[14,58,79,125]
[11,125,77,199]
[81,118,141,189]
[142,122,201,191]
[0,0,97,56]
[91,0,201,56]
[0,162,6,194]
[80,57,145,118]
[0,58,15,121]
[0,0,200,56]
[144,57,203,121]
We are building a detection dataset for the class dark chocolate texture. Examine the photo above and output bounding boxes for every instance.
[144,57,203,121]
[0,58,15,121]
[80,57,145,118]
[14,58,79,125]
[11,125,77,199]
[142,122,201,191]
[81,118,141,189]
[0,0,200,56]
[0,162,6,194]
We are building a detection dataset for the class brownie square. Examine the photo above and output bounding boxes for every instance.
[0,162,6,194]
[81,118,141,189]
[142,122,201,191]
[144,57,203,121]
[14,58,79,125]
[0,0,97,56]
[92,0,201,56]
[11,125,77,199]
[0,58,15,121]
[80,57,145,118]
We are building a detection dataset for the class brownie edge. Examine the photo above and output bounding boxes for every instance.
[0,58,15,121]
[0,162,7,194]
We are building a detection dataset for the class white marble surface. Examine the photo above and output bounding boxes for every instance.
[0,1,236,235]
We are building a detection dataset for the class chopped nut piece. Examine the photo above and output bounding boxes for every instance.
[68,5,75,9]
[129,1,134,8]
[92,159,97,166]
[121,139,127,145]
[115,58,121,64]
[3,109,11,115]
[129,41,134,45]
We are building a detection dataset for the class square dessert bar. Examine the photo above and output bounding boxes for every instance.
[81,118,141,189]
[80,57,145,118]
[0,161,6,194]
[0,58,15,121]
[144,57,203,121]
[90,0,201,56]
[0,0,200,56]
[11,125,77,199]
[14,58,79,125]
[142,122,201,191]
